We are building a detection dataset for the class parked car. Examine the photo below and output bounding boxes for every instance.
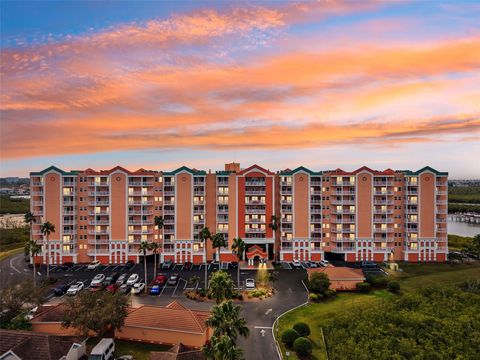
[106,284,119,293]
[54,284,69,296]
[89,338,115,360]
[90,274,106,287]
[124,260,135,270]
[132,282,146,294]
[292,260,301,268]
[319,260,330,267]
[116,273,128,286]
[119,284,132,295]
[245,278,255,289]
[59,262,74,270]
[184,262,193,270]
[24,306,39,320]
[103,273,119,286]
[361,261,376,269]
[309,261,318,268]
[67,282,84,296]
[168,273,179,285]
[126,273,139,285]
[150,285,161,295]
[153,275,167,285]
[87,260,101,270]
[162,260,173,270]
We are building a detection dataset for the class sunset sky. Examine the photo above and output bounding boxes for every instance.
[1,1,479,178]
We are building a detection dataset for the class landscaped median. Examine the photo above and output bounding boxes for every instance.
[0,247,24,261]
[274,262,480,360]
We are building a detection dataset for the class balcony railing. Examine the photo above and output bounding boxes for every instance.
[245,181,265,186]
[128,230,153,235]
[88,191,110,196]
[373,181,393,186]
[331,228,355,234]
[245,190,265,195]
[31,192,44,196]
[89,211,109,216]
[332,181,355,186]
[331,199,355,205]
[331,218,355,224]
[246,218,265,224]
[310,216,322,223]
[88,201,109,206]
[245,228,265,233]
[245,208,265,214]
[88,220,109,225]
[332,209,356,214]
[374,228,394,233]
[373,209,393,214]
[247,200,266,205]
[374,190,393,196]
[373,218,393,223]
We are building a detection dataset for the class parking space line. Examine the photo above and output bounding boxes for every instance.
[111,265,120,271]
[74,266,83,272]
[158,284,167,297]
[172,279,186,297]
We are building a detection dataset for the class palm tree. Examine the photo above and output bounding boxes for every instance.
[150,242,159,280]
[138,241,150,293]
[231,237,245,289]
[40,221,55,278]
[24,211,36,267]
[208,270,235,304]
[154,215,164,272]
[199,226,212,289]
[204,335,243,360]
[27,240,42,288]
[211,233,226,266]
[206,300,249,344]
[268,215,279,262]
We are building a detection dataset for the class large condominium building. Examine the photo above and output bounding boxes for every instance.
[30,163,448,265]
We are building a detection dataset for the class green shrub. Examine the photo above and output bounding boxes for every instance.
[388,281,400,293]
[293,337,312,357]
[198,288,206,297]
[324,289,336,298]
[237,293,243,300]
[281,328,299,348]
[251,289,267,298]
[293,322,310,337]
[366,275,388,288]
[309,293,318,302]
[356,282,372,293]
[308,272,330,294]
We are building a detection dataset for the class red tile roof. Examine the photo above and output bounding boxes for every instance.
[124,302,210,334]
[308,266,366,281]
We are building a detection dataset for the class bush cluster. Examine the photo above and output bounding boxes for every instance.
[293,337,312,357]
[281,323,312,357]
[356,282,372,293]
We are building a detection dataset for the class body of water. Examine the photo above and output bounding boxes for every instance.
[448,217,480,237]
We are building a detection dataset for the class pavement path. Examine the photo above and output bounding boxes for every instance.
[0,251,32,287]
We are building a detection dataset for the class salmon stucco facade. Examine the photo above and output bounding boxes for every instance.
[30,164,448,265]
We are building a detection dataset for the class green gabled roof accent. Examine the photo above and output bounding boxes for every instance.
[403,166,448,176]
[163,166,206,176]
[30,166,79,176]
[280,166,321,176]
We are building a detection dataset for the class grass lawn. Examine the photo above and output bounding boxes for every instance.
[86,338,171,360]
[275,262,480,360]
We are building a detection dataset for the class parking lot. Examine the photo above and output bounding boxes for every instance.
[42,261,278,304]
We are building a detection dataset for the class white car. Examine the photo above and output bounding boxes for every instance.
[292,260,301,268]
[90,274,106,287]
[126,273,139,285]
[131,282,145,294]
[67,281,84,296]
[24,306,39,320]
[87,260,101,270]
[245,278,255,290]
[320,260,330,267]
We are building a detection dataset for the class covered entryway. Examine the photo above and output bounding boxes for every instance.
[246,245,268,266]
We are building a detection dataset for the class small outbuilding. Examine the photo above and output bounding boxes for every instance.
[308,266,366,291]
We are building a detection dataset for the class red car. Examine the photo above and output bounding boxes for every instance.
[153,275,167,285]
[106,284,118,293]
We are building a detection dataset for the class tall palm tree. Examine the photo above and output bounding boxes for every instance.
[150,242,159,280]
[231,237,245,289]
[27,240,42,288]
[204,335,243,360]
[211,233,226,266]
[268,214,279,262]
[154,215,164,272]
[199,226,212,289]
[40,221,55,278]
[138,241,150,293]
[24,211,36,266]
[206,300,249,344]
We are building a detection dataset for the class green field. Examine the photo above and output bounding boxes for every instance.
[448,185,480,213]
[0,196,29,215]
[0,227,29,252]
[275,262,480,360]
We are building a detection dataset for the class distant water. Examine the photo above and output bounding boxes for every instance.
[448,216,480,237]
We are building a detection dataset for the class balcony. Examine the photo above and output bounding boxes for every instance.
[31,192,44,196]
[128,220,153,225]
[436,180,447,186]
[89,211,109,216]
[247,200,266,205]
[128,201,153,206]
[310,216,322,223]
[246,218,266,224]
[88,191,110,196]
[436,218,446,223]
[374,227,394,233]
[373,181,393,186]
[331,199,355,205]
[373,199,393,205]
[87,239,111,245]
[310,190,322,195]
[63,220,75,225]
[310,199,321,205]
[129,181,153,187]
[331,228,355,234]
[245,228,265,233]
[32,182,43,186]
[217,217,229,223]
[127,210,153,215]
[373,218,393,223]
[32,201,43,206]
[217,208,228,214]
[88,201,109,206]
[194,190,205,196]
[163,209,175,215]
[405,208,418,214]
[163,219,175,225]
[89,182,109,187]
[373,247,394,252]
[311,181,322,186]
[245,208,265,214]
[128,230,153,235]
[332,209,355,215]
[436,200,447,205]
[373,209,393,215]
[128,191,153,196]
[436,209,447,214]
[193,218,205,224]
[245,190,265,195]
[245,180,265,186]
[331,218,355,224]
[310,209,322,214]
[406,191,418,195]
[334,191,356,196]
[88,220,109,225]
[374,190,393,196]
[332,181,355,186]
[193,209,204,215]
[436,191,447,195]
[331,246,356,253]
[193,200,205,205]
[88,229,109,235]
[436,227,447,233]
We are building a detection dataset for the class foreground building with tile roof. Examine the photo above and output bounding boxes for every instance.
[30,163,448,265]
